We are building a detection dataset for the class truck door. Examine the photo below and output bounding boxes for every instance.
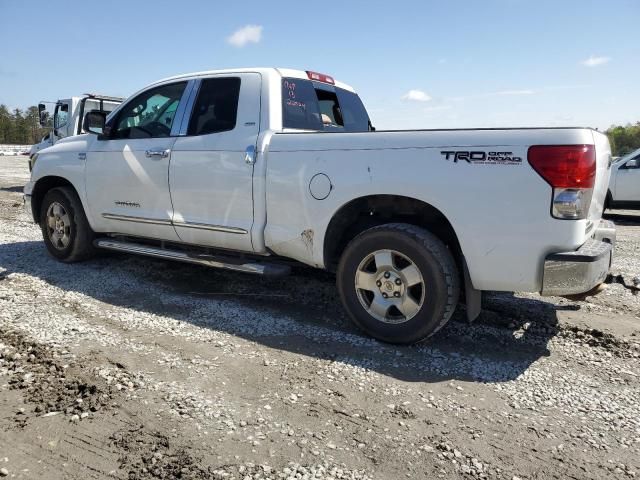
[615,154,640,202]
[169,73,261,252]
[85,81,189,241]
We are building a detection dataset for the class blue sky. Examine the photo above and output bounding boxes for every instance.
[0,0,638,130]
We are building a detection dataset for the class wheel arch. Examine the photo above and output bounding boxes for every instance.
[323,195,463,271]
[30,176,81,224]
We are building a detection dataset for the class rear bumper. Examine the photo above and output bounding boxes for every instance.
[541,219,615,296]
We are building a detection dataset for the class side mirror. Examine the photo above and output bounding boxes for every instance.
[83,111,107,135]
[623,158,639,169]
[38,103,48,127]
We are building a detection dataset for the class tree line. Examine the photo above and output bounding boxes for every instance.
[1,103,640,155]
[0,105,50,145]
[606,122,640,157]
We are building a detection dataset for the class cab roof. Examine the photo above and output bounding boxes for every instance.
[151,67,356,93]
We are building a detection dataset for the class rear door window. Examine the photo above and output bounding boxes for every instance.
[188,77,241,136]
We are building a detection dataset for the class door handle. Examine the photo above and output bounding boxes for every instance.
[245,145,256,165]
[145,149,170,159]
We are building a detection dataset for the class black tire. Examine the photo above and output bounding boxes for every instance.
[39,187,96,262]
[337,223,459,344]
[604,191,613,211]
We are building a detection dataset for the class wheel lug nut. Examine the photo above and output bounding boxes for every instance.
[395,279,401,285]
[394,292,400,297]
[384,272,390,279]
[376,281,382,287]
[382,293,388,298]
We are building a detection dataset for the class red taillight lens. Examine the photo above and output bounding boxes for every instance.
[306,70,335,85]
[528,145,596,188]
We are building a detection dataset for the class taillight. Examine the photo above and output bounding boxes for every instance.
[528,145,596,220]
[306,71,335,85]
[528,145,595,188]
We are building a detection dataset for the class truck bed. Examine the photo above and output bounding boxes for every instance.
[263,127,611,292]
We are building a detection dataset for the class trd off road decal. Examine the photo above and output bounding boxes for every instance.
[441,151,522,165]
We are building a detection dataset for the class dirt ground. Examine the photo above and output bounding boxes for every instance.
[0,155,639,480]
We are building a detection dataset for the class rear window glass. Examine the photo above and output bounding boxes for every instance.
[282,78,369,132]
[282,79,322,130]
[336,88,370,132]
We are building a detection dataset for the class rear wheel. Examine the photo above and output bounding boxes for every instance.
[337,223,459,344]
[40,187,96,262]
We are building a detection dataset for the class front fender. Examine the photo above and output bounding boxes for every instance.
[29,136,94,228]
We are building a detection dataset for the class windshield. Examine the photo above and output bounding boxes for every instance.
[54,103,69,130]
[83,98,121,118]
[282,78,370,132]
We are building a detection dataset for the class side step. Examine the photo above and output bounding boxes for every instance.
[94,239,291,276]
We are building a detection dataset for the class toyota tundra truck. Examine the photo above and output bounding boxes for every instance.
[23,68,616,344]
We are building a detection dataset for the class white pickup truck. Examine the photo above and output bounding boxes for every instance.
[24,67,616,344]
[29,94,123,167]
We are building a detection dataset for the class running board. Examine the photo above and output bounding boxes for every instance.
[94,239,290,276]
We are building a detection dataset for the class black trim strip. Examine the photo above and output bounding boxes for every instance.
[546,243,612,263]
[173,220,247,234]
[102,213,172,226]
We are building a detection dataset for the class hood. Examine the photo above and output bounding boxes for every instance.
[39,134,93,155]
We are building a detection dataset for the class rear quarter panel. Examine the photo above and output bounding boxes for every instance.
[264,128,598,292]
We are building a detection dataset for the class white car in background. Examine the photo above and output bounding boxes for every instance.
[607,147,640,209]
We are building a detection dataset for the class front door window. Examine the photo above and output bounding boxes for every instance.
[109,82,187,139]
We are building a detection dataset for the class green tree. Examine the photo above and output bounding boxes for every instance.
[0,104,12,143]
[13,108,31,144]
[26,106,41,142]
[606,122,640,157]
[0,105,50,144]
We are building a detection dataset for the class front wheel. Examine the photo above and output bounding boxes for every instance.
[40,187,97,262]
[337,223,460,344]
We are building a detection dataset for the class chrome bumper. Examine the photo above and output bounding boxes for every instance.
[541,220,615,296]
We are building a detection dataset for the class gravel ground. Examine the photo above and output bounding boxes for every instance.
[0,155,639,479]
